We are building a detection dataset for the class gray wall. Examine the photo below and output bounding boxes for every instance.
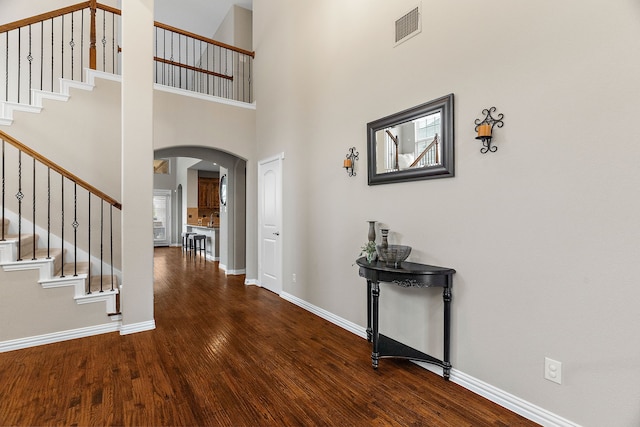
[253,0,640,426]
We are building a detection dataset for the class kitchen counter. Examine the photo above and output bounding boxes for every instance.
[186,225,219,260]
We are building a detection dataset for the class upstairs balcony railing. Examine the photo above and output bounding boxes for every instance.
[0,1,255,105]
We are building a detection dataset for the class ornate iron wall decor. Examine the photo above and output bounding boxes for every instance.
[344,147,359,177]
[474,107,505,153]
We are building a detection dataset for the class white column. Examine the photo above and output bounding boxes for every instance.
[120,0,155,333]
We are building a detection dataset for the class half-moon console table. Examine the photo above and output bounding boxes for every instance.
[356,257,456,380]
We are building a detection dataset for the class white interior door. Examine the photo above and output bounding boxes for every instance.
[258,154,283,294]
[153,190,171,247]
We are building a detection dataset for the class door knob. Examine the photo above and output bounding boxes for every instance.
[273,232,280,236]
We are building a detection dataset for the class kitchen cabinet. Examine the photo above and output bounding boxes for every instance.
[198,178,219,209]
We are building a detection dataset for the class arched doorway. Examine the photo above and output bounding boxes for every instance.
[154,146,246,275]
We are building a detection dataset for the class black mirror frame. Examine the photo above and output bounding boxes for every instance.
[219,174,228,206]
[367,93,454,185]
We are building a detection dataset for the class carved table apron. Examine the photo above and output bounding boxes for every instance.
[356,257,456,379]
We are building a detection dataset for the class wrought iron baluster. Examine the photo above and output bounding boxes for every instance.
[110,205,114,291]
[51,18,54,92]
[28,25,33,105]
[1,139,4,241]
[236,53,240,101]
[198,39,202,93]
[16,151,23,261]
[87,194,91,294]
[70,12,75,81]
[178,33,182,89]
[60,176,65,277]
[206,41,209,95]
[5,33,8,101]
[154,26,158,84]
[17,28,21,103]
[102,10,107,71]
[112,12,116,73]
[61,15,64,79]
[225,47,229,98]
[73,183,78,276]
[81,12,84,80]
[170,32,174,87]
[100,199,104,292]
[40,21,44,91]
[32,158,36,260]
[47,167,51,258]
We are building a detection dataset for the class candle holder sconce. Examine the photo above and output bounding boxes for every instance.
[344,147,359,177]
[474,107,505,154]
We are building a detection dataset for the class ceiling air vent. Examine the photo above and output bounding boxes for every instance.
[394,5,421,46]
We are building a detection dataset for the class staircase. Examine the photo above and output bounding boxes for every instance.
[0,214,120,350]
[0,68,120,126]
[0,125,122,352]
[0,2,255,351]
[1,216,119,311]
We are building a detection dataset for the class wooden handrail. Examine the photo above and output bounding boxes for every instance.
[410,134,439,167]
[154,21,256,58]
[0,2,91,34]
[0,0,256,58]
[0,130,122,210]
[154,57,234,81]
[0,2,255,59]
[96,3,121,16]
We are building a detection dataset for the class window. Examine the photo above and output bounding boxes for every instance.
[413,111,441,167]
[153,159,170,174]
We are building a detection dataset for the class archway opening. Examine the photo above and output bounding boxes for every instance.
[154,146,246,275]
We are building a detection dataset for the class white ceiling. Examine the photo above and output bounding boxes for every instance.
[154,0,252,39]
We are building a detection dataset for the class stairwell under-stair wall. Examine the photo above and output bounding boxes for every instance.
[0,71,123,350]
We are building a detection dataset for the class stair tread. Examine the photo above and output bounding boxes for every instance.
[2,234,36,241]
[88,275,119,293]
[32,248,63,260]
[56,261,90,277]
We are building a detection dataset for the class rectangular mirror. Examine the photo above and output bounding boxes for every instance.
[367,94,454,185]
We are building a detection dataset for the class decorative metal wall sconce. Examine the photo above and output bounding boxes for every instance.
[344,147,359,177]
[474,107,505,153]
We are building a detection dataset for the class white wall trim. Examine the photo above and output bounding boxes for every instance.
[244,278,260,286]
[224,268,246,275]
[444,367,582,427]
[280,292,367,339]
[120,320,156,335]
[0,323,120,353]
[154,84,256,110]
[279,291,580,427]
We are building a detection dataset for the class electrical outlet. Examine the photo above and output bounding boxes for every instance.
[292,273,296,283]
[544,357,562,384]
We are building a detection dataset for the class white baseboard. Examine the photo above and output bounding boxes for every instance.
[278,291,580,427]
[120,320,156,335]
[281,292,367,339]
[244,278,260,286]
[445,367,581,427]
[0,322,120,353]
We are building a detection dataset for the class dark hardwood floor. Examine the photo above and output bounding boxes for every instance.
[0,247,539,426]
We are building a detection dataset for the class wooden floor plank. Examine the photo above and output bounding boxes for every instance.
[0,247,539,426]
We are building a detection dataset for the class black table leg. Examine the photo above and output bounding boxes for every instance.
[371,281,380,369]
[366,280,372,342]
[442,279,452,380]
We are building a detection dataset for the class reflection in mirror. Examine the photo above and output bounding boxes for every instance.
[375,110,442,174]
[367,94,454,185]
